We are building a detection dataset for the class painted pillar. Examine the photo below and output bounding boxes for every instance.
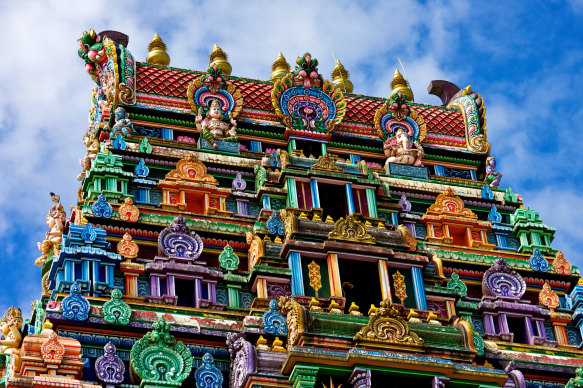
[289,252,304,296]
[310,179,321,209]
[150,276,160,298]
[365,188,378,218]
[345,183,355,215]
[288,139,297,155]
[327,253,342,297]
[287,178,299,208]
[525,316,535,344]
[378,260,392,303]
[321,143,328,156]
[256,278,268,299]
[483,314,495,335]
[227,285,241,308]
[194,278,202,308]
[262,195,272,210]
[553,322,568,345]
[349,368,371,388]
[411,266,427,310]
[498,313,509,334]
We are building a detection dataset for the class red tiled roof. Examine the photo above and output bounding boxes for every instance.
[136,64,467,139]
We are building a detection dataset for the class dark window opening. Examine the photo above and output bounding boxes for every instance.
[352,188,369,216]
[319,183,347,221]
[295,139,323,158]
[74,263,82,281]
[296,181,313,210]
[200,282,209,300]
[175,278,194,307]
[98,266,106,282]
[507,316,526,343]
[159,278,167,296]
[340,259,382,313]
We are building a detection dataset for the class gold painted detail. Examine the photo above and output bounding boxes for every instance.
[354,299,424,349]
[391,68,413,101]
[270,52,290,82]
[165,154,218,185]
[424,187,477,219]
[398,225,417,252]
[331,59,354,93]
[209,44,231,75]
[278,296,306,348]
[246,232,264,272]
[539,282,559,312]
[310,153,343,173]
[392,271,407,304]
[146,33,170,66]
[328,214,375,244]
[307,261,322,298]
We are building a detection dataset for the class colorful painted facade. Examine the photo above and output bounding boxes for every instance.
[1,29,582,388]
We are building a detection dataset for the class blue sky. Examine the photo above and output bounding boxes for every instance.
[0,0,582,317]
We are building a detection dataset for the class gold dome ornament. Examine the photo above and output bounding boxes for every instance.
[331,59,353,93]
[146,33,170,66]
[270,52,290,82]
[391,68,413,101]
[209,44,231,75]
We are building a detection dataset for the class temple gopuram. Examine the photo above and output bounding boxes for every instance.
[3,28,583,388]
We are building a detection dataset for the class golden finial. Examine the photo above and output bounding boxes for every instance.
[390,68,413,101]
[272,337,286,352]
[270,52,290,82]
[146,33,170,66]
[331,59,354,93]
[209,43,231,75]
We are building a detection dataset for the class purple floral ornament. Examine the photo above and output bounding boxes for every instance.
[95,342,125,387]
[158,215,203,259]
[482,258,526,298]
[194,353,223,388]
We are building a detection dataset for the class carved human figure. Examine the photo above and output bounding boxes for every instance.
[77,128,100,181]
[0,307,23,355]
[35,193,66,267]
[484,156,502,188]
[110,107,134,138]
[195,100,238,149]
[383,128,424,166]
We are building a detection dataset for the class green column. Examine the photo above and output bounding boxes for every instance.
[288,139,297,155]
[366,188,378,218]
[287,177,298,208]
[320,143,327,155]
[227,285,241,308]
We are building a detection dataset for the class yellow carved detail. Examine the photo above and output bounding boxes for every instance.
[328,214,375,244]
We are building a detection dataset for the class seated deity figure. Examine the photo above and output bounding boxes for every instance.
[110,107,134,138]
[0,306,23,355]
[383,128,424,167]
[195,100,238,149]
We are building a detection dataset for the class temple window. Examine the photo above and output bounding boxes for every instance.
[318,182,349,221]
[338,258,382,311]
[175,278,194,307]
[352,188,369,216]
[295,181,313,210]
[293,138,324,158]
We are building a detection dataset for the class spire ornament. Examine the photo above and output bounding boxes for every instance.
[147,33,170,66]
[209,44,231,75]
[331,59,353,93]
[270,52,290,82]
[390,68,413,101]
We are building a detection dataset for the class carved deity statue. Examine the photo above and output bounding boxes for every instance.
[383,128,424,167]
[0,306,23,355]
[110,107,134,138]
[36,193,66,294]
[77,128,100,181]
[484,156,502,188]
[196,100,238,149]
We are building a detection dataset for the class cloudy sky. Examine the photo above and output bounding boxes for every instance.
[1,1,582,316]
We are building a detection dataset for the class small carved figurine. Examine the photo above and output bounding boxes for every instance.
[0,306,23,355]
[77,128,100,181]
[484,156,502,188]
[195,100,238,149]
[36,193,66,295]
[383,128,424,166]
[110,107,134,138]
